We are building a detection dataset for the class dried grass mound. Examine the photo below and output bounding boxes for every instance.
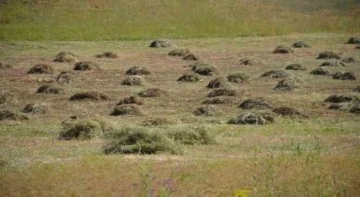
[273,107,303,117]
[354,86,360,93]
[239,98,272,110]
[168,127,214,145]
[22,104,46,114]
[228,112,274,125]
[177,73,200,82]
[121,76,145,86]
[70,91,108,101]
[227,73,249,83]
[28,64,54,74]
[59,119,104,140]
[54,52,78,63]
[168,48,190,57]
[347,37,360,44]
[103,128,179,155]
[36,84,62,94]
[207,89,235,97]
[202,97,233,105]
[350,104,360,114]
[324,95,359,103]
[193,105,222,116]
[316,51,341,59]
[183,53,199,61]
[332,72,356,80]
[310,68,331,76]
[285,64,306,70]
[126,66,151,75]
[319,60,346,67]
[274,79,298,91]
[239,58,254,65]
[56,71,77,84]
[73,61,99,71]
[0,110,29,121]
[149,39,172,48]
[138,88,167,97]
[207,78,228,89]
[191,62,215,75]
[273,46,294,54]
[292,41,311,48]
[0,92,17,106]
[111,105,143,116]
[328,102,355,111]
[0,62,12,69]
[342,57,356,63]
[95,51,118,58]
[261,70,290,78]
[142,118,174,126]
[117,96,143,105]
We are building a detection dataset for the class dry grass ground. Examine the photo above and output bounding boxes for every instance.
[1,33,360,196]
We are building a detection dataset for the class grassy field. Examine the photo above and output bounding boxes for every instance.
[1,0,360,196]
[0,0,359,40]
[0,33,360,196]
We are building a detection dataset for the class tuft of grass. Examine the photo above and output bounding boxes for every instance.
[103,127,181,155]
[167,126,215,145]
[59,119,105,140]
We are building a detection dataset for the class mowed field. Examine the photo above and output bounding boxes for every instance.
[1,33,360,196]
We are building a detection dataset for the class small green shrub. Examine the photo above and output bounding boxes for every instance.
[103,127,179,154]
